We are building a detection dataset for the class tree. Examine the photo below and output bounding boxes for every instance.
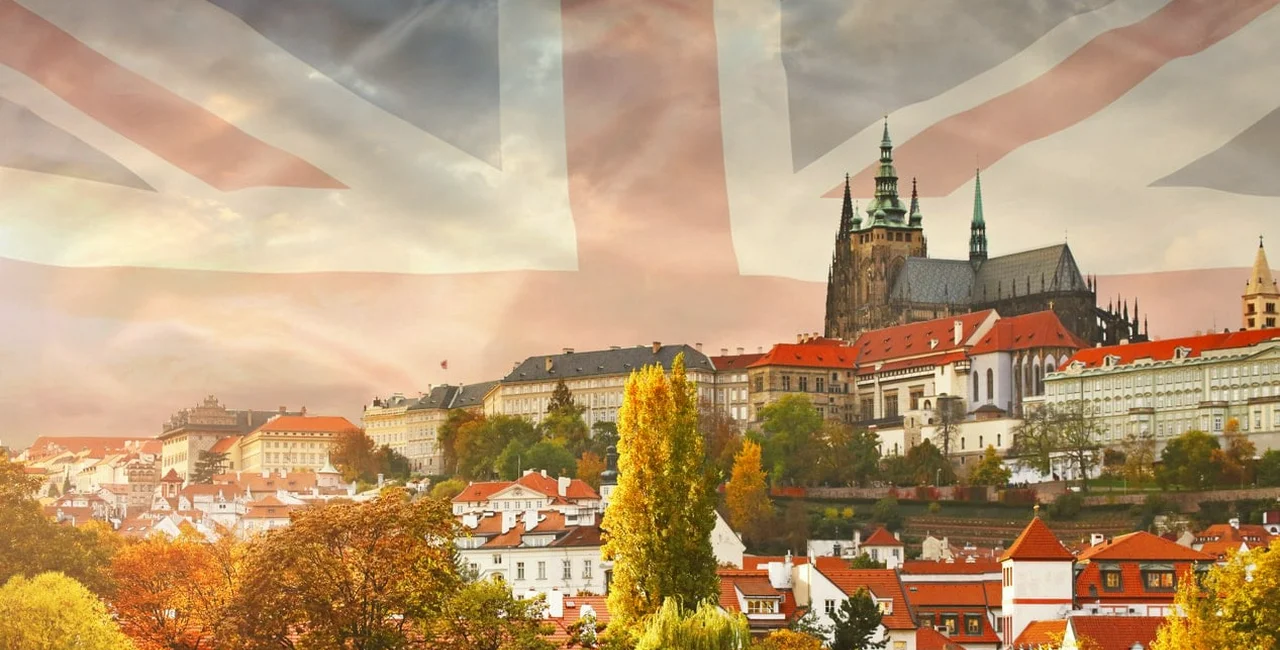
[602,354,719,631]
[1217,418,1257,487]
[331,427,379,482]
[1257,449,1280,486]
[1011,404,1060,476]
[725,440,773,544]
[967,446,1011,487]
[429,477,468,501]
[224,488,461,649]
[0,572,134,650]
[878,455,913,487]
[577,451,606,490]
[752,629,822,650]
[757,395,823,485]
[1122,431,1157,484]
[589,421,619,457]
[189,450,229,484]
[427,578,555,650]
[903,440,955,486]
[1151,537,1280,650]
[373,445,413,481]
[872,497,902,530]
[818,422,880,487]
[700,402,744,481]
[1158,430,1222,490]
[542,410,590,458]
[1055,400,1103,491]
[634,599,750,650]
[456,416,541,481]
[111,531,241,650]
[848,554,887,569]
[788,609,831,643]
[548,378,582,416]
[438,409,482,476]
[525,441,577,478]
[0,458,118,595]
[931,396,966,458]
[829,588,886,650]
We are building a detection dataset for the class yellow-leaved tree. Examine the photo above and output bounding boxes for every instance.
[603,353,719,634]
[725,439,772,544]
[1151,538,1280,649]
[0,572,134,649]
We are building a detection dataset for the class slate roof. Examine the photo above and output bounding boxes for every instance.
[503,344,714,383]
[972,244,1088,304]
[454,381,498,408]
[889,258,974,305]
[408,385,459,411]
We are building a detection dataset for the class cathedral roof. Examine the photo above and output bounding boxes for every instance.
[889,258,974,305]
[972,244,1088,304]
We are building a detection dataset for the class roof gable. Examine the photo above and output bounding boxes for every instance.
[1001,517,1073,561]
[818,569,914,630]
[969,310,1089,355]
[851,310,995,367]
[748,341,856,370]
[862,526,903,546]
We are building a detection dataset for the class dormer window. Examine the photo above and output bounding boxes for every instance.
[876,598,893,616]
[746,599,779,615]
[1102,568,1123,591]
[1174,346,1192,360]
[1104,355,1122,367]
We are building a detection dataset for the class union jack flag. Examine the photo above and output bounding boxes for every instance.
[0,0,1277,442]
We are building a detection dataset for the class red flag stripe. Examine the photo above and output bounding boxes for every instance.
[837,0,1279,199]
[0,0,346,192]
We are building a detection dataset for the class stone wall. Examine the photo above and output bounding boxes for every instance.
[788,485,999,502]
[1081,486,1280,512]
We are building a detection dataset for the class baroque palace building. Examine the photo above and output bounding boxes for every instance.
[824,121,1146,348]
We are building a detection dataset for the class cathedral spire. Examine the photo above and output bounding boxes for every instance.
[909,177,923,227]
[1245,235,1278,296]
[869,116,906,223]
[969,169,988,263]
[839,173,855,237]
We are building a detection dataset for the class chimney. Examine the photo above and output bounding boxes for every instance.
[797,333,804,343]
[1091,533,1106,546]
[558,476,570,497]
[563,348,574,354]
[953,320,963,345]
[546,588,565,619]
[278,406,286,414]
[262,470,270,479]
[610,345,621,350]
[721,348,729,356]
[738,347,745,355]
[652,341,661,354]
[463,513,479,529]
[277,468,287,479]
[501,510,517,534]
[695,342,703,352]
[1230,517,1240,530]
[545,357,554,372]
[894,531,901,541]
[854,530,862,549]
[300,406,307,416]
[523,509,538,531]
[757,346,763,354]
[523,469,535,476]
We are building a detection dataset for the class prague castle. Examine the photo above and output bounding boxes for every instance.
[824,122,1146,347]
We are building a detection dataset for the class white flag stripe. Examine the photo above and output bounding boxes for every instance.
[715,0,1280,281]
[5,0,576,274]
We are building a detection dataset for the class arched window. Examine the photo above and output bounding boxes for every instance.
[973,372,980,401]
[986,368,995,402]
[1036,364,1045,396]
[923,400,932,411]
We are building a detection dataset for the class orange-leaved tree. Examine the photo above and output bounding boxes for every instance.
[725,439,772,544]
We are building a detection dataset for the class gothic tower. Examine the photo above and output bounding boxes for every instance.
[824,175,858,338]
[1243,236,1279,330]
[969,169,988,264]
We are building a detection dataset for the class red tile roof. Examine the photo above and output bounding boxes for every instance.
[742,555,811,569]
[968,310,1088,355]
[850,310,995,368]
[983,580,1001,605]
[902,583,990,608]
[901,560,1001,575]
[1011,620,1066,648]
[452,472,600,503]
[255,415,358,434]
[1064,327,1280,369]
[1075,561,1198,604]
[748,342,856,370]
[710,353,765,370]
[915,627,969,650]
[819,569,914,630]
[1001,517,1073,561]
[1076,531,1213,562]
[1068,616,1167,650]
[24,436,151,461]
[863,526,904,546]
[208,436,241,454]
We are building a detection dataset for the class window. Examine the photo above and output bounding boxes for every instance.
[965,615,982,635]
[997,433,1002,447]
[1102,569,1122,591]
[909,388,924,410]
[754,375,763,392]
[493,554,502,565]
[816,377,825,393]
[516,562,525,580]
[746,599,778,615]
[583,560,593,580]
[799,376,808,392]
[941,614,959,635]
[861,398,875,420]
[973,372,979,401]
[782,375,792,391]
[876,599,893,615]
[884,393,899,419]
[986,369,994,401]
[824,599,836,615]
[563,559,572,580]
[537,561,546,580]
[1143,570,1175,591]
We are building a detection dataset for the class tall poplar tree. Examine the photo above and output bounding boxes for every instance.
[725,439,771,544]
[603,353,719,631]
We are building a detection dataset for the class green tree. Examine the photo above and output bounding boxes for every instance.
[590,421,619,457]
[872,497,902,530]
[438,409,482,476]
[878,455,913,487]
[788,609,831,642]
[189,450,229,484]
[848,554,887,569]
[427,578,554,650]
[634,599,749,650]
[1122,432,1157,484]
[373,445,413,481]
[829,588,886,650]
[757,395,823,485]
[1257,449,1280,486]
[495,440,576,480]
[967,446,1011,487]
[429,477,468,501]
[602,354,719,631]
[548,378,581,416]
[0,572,133,650]
[541,410,591,458]
[1158,430,1222,490]
[457,415,540,481]
[725,440,772,544]
[904,440,955,486]
[1010,404,1060,476]
[225,488,461,649]
[1151,537,1280,650]
[819,422,881,487]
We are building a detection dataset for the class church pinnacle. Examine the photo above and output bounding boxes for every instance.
[909,177,923,227]
[1246,235,1277,296]
[969,169,988,263]
[869,116,907,224]
[839,173,856,237]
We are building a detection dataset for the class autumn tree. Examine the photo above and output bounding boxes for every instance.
[1121,431,1157,484]
[1216,417,1257,487]
[1158,430,1221,489]
[752,629,823,650]
[0,572,134,650]
[331,427,379,482]
[189,450,229,484]
[438,409,481,476]
[111,531,242,650]
[602,354,719,632]
[829,588,886,650]
[427,578,555,650]
[700,402,744,481]
[818,422,881,487]
[576,451,606,490]
[1151,537,1280,649]
[224,488,461,649]
[0,457,118,594]
[757,395,824,485]
[634,599,750,650]
[967,446,1011,487]
[725,439,772,544]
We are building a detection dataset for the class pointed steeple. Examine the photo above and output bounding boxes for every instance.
[868,116,906,223]
[1245,235,1278,296]
[908,177,923,228]
[969,169,988,263]
[839,173,855,237]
